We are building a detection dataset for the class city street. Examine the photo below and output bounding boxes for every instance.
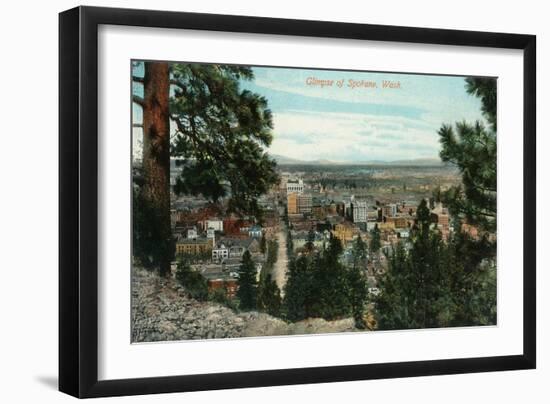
[271,225,289,295]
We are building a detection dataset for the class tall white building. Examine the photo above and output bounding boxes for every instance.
[286,179,304,195]
[206,218,223,232]
[352,201,368,223]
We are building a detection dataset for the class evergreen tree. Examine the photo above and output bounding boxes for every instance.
[132,62,172,276]
[315,236,352,320]
[305,229,316,253]
[326,234,343,265]
[257,274,282,317]
[438,77,496,234]
[374,202,496,330]
[286,229,294,257]
[283,256,314,321]
[132,61,280,275]
[374,242,411,330]
[370,224,381,253]
[169,63,280,218]
[175,259,208,301]
[348,265,368,329]
[373,78,498,331]
[282,235,370,325]
[260,233,267,255]
[236,251,258,310]
[351,234,368,270]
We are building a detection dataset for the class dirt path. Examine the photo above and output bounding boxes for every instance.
[271,225,289,295]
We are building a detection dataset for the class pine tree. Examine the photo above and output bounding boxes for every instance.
[370,224,381,253]
[237,251,258,310]
[374,201,496,330]
[175,259,208,301]
[260,233,267,255]
[317,236,351,320]
[348,265,368,329]
[132,61,280,274]
[132,62,172,276]
[351,234,368,270]
[305,229,316,253]
[283,256,313,321]
[257,274,282,317]
[438,77,496,234]
[169,63,280,218]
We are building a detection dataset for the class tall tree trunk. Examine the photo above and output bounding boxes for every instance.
[142,61,171,276]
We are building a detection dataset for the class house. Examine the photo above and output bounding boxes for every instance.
[291,230,327,252]
[223,218,253,237]
[248,224,262,238]
[212,243,229,261]
[206,218,223,232]
[186,226,198,240]
[396,228,410,238]
[175,236,212,255]
[212,238,261,261]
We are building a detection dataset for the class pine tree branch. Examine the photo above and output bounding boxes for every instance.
[170,79,187,91]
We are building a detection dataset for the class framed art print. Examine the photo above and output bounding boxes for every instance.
[59,6,536,398]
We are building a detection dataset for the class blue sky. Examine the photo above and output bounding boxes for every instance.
[133,63,489,163]
[240,66,487,162]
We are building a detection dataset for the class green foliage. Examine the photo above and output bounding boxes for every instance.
[169,63,280,218]
[283,235,369,324]
[257,274,282,317]
[286,229,294,257]
[369,224,381,253]
[237,251,258,310]
[375,78,498,330]
[305,229,316,253]
[374,202,497,330]
[175,259,208,301]
[348,265,369,329]
[465,77,497,131]
[208,287,238,311]
[282,256,315,321]
[351,234,368,270]
[438,77,496,233]
[260,234,267,255]
[132,179,175,271]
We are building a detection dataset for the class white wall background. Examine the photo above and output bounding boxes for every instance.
[0,0,546,402]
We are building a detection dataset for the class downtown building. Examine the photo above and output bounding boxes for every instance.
[351,200,368,223]
[286,179,304,195]
[287,192,312,214]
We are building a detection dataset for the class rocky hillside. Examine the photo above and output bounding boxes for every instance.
[132,268,360,342]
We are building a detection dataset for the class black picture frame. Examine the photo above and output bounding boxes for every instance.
[59,6,536,398]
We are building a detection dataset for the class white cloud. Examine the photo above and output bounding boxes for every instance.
[268,110,443,162]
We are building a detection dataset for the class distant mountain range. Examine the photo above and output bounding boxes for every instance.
[270,154,443,166]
